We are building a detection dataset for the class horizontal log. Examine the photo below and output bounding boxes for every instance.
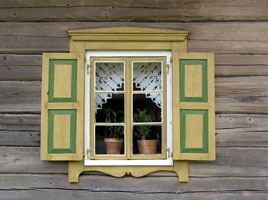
[0,114,40,131]
[2,22,268,41]
[1,22,268,54]
[0,147,67,173]
[216,114,268,147]
[215,76,268,113]
[0,0,267,22]
[0,131,40,146]
[0,147,267,177]
[0,0,266,9]
[1,113,268,147]
[0,174,268,194]
[2,76,268,113]
[0,54,42,81]
[2,54,268,81]
[0,81,41,113]
[0,190,266,200]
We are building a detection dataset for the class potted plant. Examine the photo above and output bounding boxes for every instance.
[104,108,124,154]
[134,108,158,154]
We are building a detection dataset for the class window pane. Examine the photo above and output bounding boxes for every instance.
[133,93,162,122]
[95,93,124,123]
[133,62,162,91]
[95,125,125,155]
[132,125,162,155]
[95,62,124,91]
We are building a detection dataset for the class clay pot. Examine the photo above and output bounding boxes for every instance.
[104,138,123,154]
[137,140,158,154]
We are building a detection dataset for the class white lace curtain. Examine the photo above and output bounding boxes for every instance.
[95,62,162,112]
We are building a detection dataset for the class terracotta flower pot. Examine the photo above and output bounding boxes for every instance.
[137,140,158,154]
[104,138,123,154]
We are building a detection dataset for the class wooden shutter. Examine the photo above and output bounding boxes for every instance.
[41,53,84,160]
[173,53,215,160]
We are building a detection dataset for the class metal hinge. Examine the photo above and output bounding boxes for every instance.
[170,56,173,63]
[167,148,172,158]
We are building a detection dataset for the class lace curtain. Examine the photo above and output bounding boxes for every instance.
[95,62,162,112]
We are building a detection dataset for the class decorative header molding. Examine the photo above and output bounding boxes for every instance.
[68,27,188,42]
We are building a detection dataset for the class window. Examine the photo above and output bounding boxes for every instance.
[40,27,215,183]
[84,51,172,165]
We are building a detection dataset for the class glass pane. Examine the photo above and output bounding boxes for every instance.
[95,125,125,155]
[133,62,162,91]
[95,62,124,91]
[133,93,162,122]
[95,93,124,123]
[132,125,162,155]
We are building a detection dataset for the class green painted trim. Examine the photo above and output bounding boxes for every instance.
[48,110,76,154]
[48,59,77,103]
[180,110,208,153]
[179,59,208,102]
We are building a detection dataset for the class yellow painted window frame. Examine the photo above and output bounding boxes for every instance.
[67,27,190,183]
[89,57,167,160]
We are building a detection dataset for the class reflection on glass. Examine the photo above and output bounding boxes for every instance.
[95,125,124,155]
[95,62,124,91]
[133,94,162,122]
[132,125,162,154]
[133,62,162,91]
[95,93,124,122]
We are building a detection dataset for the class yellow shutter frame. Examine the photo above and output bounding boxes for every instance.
[41,53,84,161]
[173,53,215,161]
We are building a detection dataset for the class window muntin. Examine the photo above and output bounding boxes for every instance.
[89,57,167,160]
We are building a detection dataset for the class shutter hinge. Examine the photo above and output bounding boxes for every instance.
[170,56,173,63]
[167,148,172,158]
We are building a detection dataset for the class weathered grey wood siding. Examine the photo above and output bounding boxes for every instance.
[0,1,268,199]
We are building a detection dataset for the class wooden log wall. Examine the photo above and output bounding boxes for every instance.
[0,1,268,199]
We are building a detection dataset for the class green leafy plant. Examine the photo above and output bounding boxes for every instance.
[134,108,152,140]
[104,108,124,138]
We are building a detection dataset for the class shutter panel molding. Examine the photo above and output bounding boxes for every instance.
[173,53,215,161]
[41,53,84,161]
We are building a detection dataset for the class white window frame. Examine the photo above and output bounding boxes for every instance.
[84,51,173,166]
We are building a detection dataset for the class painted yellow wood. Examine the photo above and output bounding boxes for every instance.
[85,42,172,51]
[185,114,203,148]
[185,64,203,97]
[89,57,167,160]
[54,64,72,98]
[65,27,191,182]
[53,114,71,149]
[68,160,189,183]
[173,52,215,161]
[40,53,84,161]
[69,27,188,42]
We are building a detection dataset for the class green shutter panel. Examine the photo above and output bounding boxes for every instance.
[41,53,84,161]
[173,53,215,160]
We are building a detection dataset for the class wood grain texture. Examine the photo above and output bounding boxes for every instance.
[1,22,268,54]
[1,114,268,147]
[2,54,268,81]
[0,190,267,200]
[0,81,41,113]
[0,174,268,192]
[2,76,268,113]
[0,0,267,22]
[0,54,41,81]
[0,147,267,177]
